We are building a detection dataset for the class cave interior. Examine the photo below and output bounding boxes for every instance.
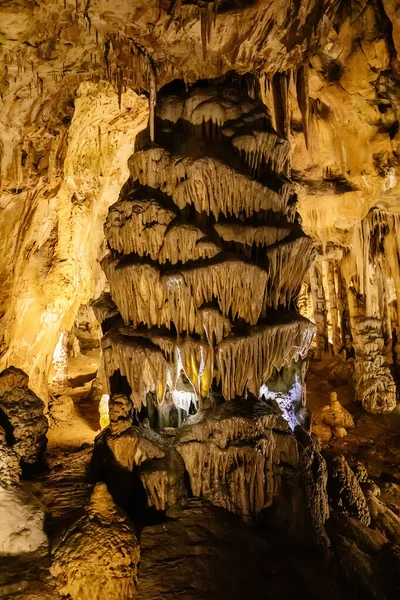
[1,1,400,599]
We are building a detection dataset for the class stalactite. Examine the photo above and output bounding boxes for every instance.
[326,259,341,354]
[176,401,299,521]
[296,64,310,148]
[129,148,295,221]
[99,79,315,422]
[310,261,328,359]
[272,72,285,138]
[279,71,290,139]
[149,66,157,142]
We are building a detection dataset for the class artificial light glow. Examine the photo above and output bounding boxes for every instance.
[52,331,69,386]
[260,375,302,430]
[171,389,196,412]
[99,394,110,429]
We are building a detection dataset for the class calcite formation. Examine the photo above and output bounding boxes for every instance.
[303,211,400,414]
[100,80,315,424]
[51,482,140,600]
[327,454,371,526]
[313,391,355,441]
[176,399,298,521]
[0,367,48,465]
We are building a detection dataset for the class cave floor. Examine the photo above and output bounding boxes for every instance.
[1,355,400,599]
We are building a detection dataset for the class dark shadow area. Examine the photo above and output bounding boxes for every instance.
[0,406,15,445]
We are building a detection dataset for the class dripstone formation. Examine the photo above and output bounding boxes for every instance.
[100,78,315,417]
[95,77,319,529]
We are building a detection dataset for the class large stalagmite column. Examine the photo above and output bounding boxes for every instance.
[96,77,316,426]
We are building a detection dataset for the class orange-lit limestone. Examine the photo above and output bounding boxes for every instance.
[313,392,355,441]
[102,318,315,410]
[158,225,221,265]
[176,401,298,521]
[322,392,355,429]
[103,251,310,333]
[214,222,291,247]
[103,256,269,330]
[102,329,213,408]
[264,236,316,310]
[156,87,257,126]
[51,483,140,600]
[221,115,291,177]
[105,195,176,259]
[156,87,290,177]
[217,318,315,399]
[99,81,316,420]
[91,292,119,323]
[128,148,295,221]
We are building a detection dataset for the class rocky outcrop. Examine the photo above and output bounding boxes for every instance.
[0,367,48,465]
[51,482,140,600]
[327,454,371,526]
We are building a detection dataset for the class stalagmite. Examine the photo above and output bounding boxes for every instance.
[52,331,69,386]
[328,455,371,526]
[326,259,342,354]
[51,483,140,600]
[310,261,329,359]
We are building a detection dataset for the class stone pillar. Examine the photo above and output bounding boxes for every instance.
[98,76,316,425]
[310,261,328,359]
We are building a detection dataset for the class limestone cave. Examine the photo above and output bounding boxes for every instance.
[1,1,400,598]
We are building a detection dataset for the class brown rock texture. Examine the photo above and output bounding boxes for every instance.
[51,482,140,600]
[0,367,48,465]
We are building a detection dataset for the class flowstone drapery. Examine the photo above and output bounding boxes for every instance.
[301,209,399,414]
[95,76,320,528]
[99,78,315,419]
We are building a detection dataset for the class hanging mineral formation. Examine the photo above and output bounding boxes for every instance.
[98,77,316,422]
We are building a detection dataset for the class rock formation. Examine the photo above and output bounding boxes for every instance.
[0,367,48,465]
[51,482,140,600]
[100,78,315,423]
[93,77,327,542]
[1,0,400,598]
[313,391,355,441]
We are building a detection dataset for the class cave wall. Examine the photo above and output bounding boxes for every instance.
[0,81,148,397]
